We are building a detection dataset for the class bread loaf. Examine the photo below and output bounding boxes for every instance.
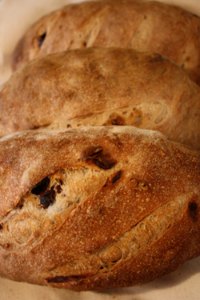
[1,48,200,149]
[0,126,199,290]
[12,0,200,84]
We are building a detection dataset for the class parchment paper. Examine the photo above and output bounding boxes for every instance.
[0,0,199,299]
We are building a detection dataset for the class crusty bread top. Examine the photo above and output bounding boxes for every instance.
[1,48,200,149]
[12,0,200,84]
[1,126,198,217]
[0,126,199,289]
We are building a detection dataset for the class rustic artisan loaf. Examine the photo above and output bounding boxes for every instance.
[1,48,200,149]
[12,0,200,84]
[0,126,199,290]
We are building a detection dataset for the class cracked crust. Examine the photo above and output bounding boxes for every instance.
[12,0,200,84]
[0,126,199,290]
[1,48,200,149]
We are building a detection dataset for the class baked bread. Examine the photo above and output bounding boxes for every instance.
[1,48,200,149]
[0,126,199,290]
[12,0,200,84]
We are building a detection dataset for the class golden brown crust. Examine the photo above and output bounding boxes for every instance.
[0,126,199,290]
[12,0,200,84]
[1,48,200,149]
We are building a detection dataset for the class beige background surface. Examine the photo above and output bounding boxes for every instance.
[0,0,199,299]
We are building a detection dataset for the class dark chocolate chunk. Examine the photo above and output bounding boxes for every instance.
[112,170,122,184]
[59,179,63,185]
[85,146,103,158]
[84,146,116,170]
[111,115,125,125]
[32,177,50,195]
[39,188,56,209]
[104,114,125,126]
[55,185,62,194]
[92,157,116,170]
[37,32,46,48]
[188,201,198,221]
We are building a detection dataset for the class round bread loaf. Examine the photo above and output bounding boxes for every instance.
[0,126,199,290]
[1,48,200,149]
[12,0,200,84]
